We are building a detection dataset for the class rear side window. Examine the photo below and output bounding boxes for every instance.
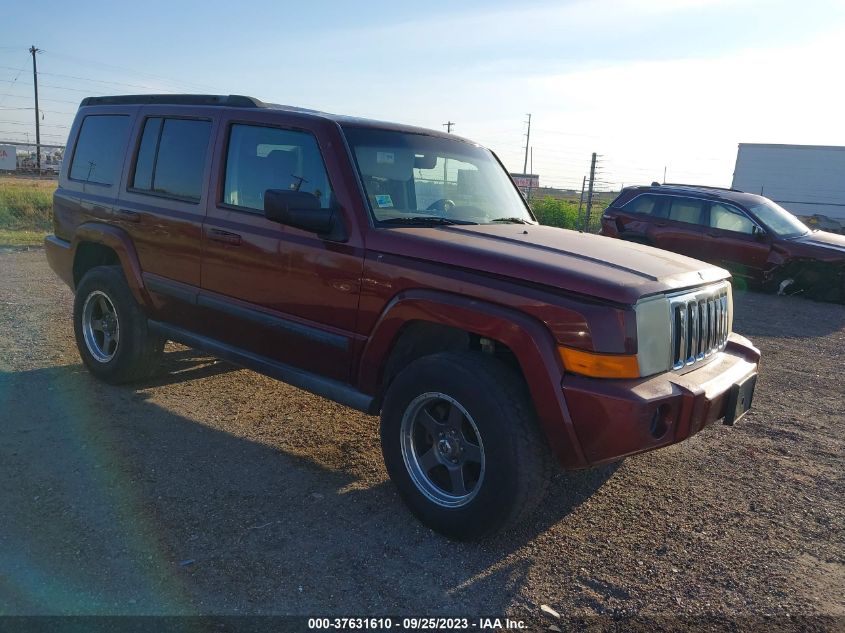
[667,197,706,225]
[223,123,333,212]
[132,117,212,201]
[69,115,130,185]
[624,194,660,215]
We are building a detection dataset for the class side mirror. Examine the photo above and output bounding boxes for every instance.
[264,189,347,241]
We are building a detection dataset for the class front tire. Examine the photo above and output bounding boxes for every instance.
[73,266,164,384]
[380,351,554,540]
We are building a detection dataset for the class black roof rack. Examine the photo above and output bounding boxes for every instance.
[79,94,266,108]
[659,182,743,193]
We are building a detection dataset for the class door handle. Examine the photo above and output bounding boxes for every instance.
[655,222,667,227]
[118,209,141,223]
[208,228,242,245]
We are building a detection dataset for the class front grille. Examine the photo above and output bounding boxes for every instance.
[670,283,730,370]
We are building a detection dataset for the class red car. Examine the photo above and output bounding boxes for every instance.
[601,183,845,301]
[45,95,760,539]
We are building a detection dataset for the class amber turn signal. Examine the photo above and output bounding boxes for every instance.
[558,347,640,379]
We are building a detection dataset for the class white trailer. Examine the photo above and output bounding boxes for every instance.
[0,145,16,171]
[732,143,845,222]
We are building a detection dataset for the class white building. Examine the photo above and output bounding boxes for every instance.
[732,143,845,221]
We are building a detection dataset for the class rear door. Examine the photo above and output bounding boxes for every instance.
[650,196,709,261]
[119,110,217,288]
[199,112,364,382]
[704,201,771,281]
[607,193,666,241]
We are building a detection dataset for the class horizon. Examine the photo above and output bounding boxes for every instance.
[2,0,843,192]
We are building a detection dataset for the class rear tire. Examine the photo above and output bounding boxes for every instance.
[380,351,554,540]
[73,265,164,384]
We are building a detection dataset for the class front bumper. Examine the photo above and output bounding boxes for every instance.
[562,333,761,466]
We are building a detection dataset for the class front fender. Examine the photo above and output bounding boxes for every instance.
[358,289,588,468]
[71,222,149,307]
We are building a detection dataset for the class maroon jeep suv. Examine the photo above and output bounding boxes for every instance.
[601,183,845,302]
[45,95,760,539]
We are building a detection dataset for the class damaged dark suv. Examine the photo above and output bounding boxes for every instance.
[601,184,845,301]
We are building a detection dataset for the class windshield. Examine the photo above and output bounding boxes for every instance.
[342,126,534,225]
[747,199,809,239]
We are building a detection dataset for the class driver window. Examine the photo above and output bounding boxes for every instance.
[709,203,755,235]
[223,124,333,212]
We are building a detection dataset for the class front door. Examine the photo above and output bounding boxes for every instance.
[199,116,364,382]
[704,202,771,282]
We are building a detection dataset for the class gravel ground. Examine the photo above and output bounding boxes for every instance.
[1,248,843,630]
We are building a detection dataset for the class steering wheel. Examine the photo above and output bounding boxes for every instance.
[426,199,456,213]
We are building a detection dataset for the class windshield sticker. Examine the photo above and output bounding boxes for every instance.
[375,194,394,208]
[377,151,395,164]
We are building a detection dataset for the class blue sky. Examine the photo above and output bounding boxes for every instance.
[3,0,844,189]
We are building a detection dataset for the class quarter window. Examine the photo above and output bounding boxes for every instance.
[223,124,333,212]
[132,117,212,201]
[69,115,130,186]
[709,203,755,234]
[667,198,706,225]
[625,194,660,215]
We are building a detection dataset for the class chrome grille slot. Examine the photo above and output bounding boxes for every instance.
[670,283,730,371]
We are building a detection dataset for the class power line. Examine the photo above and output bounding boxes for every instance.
[44,49,225,93]
[0,119,69,128]
[0,93,78,105]
[0,56,27,108]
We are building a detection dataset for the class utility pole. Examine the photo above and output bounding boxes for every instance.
[442,122,453,184]
[585,152,597,232]
[527,147,534,202]
[663,165,667,184]
[29,45,41,172]
[522,113,531,174]
[577,175,586,226]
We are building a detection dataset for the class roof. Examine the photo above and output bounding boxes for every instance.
[78,94,470,142]
[629,183,768,207]
[738,142,845,153]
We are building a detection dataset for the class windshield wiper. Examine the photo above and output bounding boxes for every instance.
[380,216,477,226]
[489,217,530,224]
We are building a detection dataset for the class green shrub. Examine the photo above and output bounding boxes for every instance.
[530,196,581,230]
[530,195,609,232]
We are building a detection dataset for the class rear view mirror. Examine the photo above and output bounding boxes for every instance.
[264,189,347,241]
[414,154,437,170]
[752,225,767,242]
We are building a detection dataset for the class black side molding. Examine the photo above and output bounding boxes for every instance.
[196,293,349,351]
[144,275,199,305]
[144,273,349,351]
[148,321,376,414]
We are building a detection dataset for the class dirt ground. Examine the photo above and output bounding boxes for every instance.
[1,248,843,630]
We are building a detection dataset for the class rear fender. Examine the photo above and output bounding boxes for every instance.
[359,289,588,468]
[71,222,149,306]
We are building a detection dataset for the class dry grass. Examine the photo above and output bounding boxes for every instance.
[0,176,56,244]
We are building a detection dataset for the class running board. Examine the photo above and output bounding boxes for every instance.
[148,320,376,414]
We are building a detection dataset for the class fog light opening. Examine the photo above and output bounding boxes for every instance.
[650,404,672,439]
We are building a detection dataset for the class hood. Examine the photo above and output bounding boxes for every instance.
[790,230,845,256]
[372,224,729,305]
